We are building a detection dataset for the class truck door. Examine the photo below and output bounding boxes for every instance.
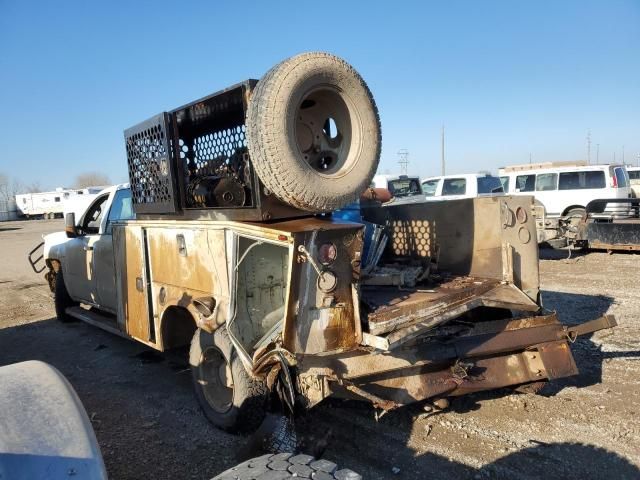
[95,188,135,312]
[113,225,154,343]
[63,194,109,305]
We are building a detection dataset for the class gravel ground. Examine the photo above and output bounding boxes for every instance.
[0,220,638,479]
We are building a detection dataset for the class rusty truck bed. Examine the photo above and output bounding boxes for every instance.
[361,274,541,350]
[363,276,499,333]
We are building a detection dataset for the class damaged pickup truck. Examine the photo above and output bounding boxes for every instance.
[40,52,616,433]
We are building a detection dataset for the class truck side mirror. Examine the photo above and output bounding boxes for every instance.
[65,212,78,238]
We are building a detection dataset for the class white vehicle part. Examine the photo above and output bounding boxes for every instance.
[0,361,107,480]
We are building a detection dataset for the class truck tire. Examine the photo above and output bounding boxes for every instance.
[54,270,77,322]
[190,327,267,433]
[211,453,362,480]
[564,207,586,222]
[246,52,381,212]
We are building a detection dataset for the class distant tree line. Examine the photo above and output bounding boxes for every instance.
[0,171,111,198]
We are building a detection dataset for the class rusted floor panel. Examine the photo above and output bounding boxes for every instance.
[363,276,500,336]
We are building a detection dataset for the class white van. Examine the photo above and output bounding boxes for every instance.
[421,173,504,200]
[499,162,631,217]
[499,162,631,244]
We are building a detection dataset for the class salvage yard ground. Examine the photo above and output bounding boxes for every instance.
[1,219,638,479]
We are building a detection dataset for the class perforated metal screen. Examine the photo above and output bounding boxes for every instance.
[175,83,254,209]
[124,113,178,214]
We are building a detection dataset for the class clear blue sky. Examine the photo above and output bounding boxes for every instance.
[1,1,638,189]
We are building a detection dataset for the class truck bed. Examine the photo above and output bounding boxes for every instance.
[361,273,540,351]
[363,276,499,335]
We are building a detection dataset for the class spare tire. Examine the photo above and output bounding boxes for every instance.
[247,52,381,212]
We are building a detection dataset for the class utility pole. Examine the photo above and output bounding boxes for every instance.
[441,125,445,176]
[586,129,591,164]
[636,152,640,167]
[397,149,409,175]
[596,144,599,164]
[529,153,532,164]
[622,145,625,164]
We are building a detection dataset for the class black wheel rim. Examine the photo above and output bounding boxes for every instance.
[199,346,234,414]
[294,86,355,177]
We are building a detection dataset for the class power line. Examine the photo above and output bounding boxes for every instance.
[441,125,445,176]
[397,149,409,175]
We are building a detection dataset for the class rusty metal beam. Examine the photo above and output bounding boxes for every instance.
[334,345,568,407]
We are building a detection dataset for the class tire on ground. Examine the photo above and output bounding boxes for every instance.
[54,269,78,322]
[190,327,267,433]
[211,453,362,480]
[246,52,381,212]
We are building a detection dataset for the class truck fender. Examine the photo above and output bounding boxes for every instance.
[0,361,107,480]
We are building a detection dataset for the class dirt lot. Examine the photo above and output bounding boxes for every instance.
[1,219,639,479]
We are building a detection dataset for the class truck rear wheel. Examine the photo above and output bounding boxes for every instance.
[190,327,267,433]
[54,270,77,322]
[246,52,381,212]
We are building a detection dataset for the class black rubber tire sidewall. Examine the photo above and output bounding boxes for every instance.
[54,270,77,322]
[247,52,381,212]
[190,327,267,433]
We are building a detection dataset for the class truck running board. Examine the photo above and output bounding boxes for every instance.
[65,307,127,339]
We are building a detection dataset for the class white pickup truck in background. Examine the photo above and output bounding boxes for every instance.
[421,173,504,200]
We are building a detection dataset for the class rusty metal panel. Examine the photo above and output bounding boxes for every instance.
[145,227,228,296]
[363,277,498,336]
[299,314,566,380]
[361,195,540,303]
[536,341,578,379]
[283,226,364,355]
[114,225,153,342]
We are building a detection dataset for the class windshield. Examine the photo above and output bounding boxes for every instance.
[422,179,439,196]
[614,167,629,188]
[477,176,504,194]
[388,178,422,197]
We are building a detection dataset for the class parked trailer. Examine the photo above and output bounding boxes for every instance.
[16,187,106,220]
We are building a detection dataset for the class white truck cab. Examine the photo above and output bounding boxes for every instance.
[371,174,423,198]
[44,184,133,314]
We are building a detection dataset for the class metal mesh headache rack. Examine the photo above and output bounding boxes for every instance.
[124,81,301,220]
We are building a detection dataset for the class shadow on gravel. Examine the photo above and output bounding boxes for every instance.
[0,227,22,232]
[411,441,640,480]
[299,397,640,479]
[538,289,640,394]
[538,246,587,261]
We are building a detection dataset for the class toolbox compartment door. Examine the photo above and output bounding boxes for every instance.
[114,225,154,343]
